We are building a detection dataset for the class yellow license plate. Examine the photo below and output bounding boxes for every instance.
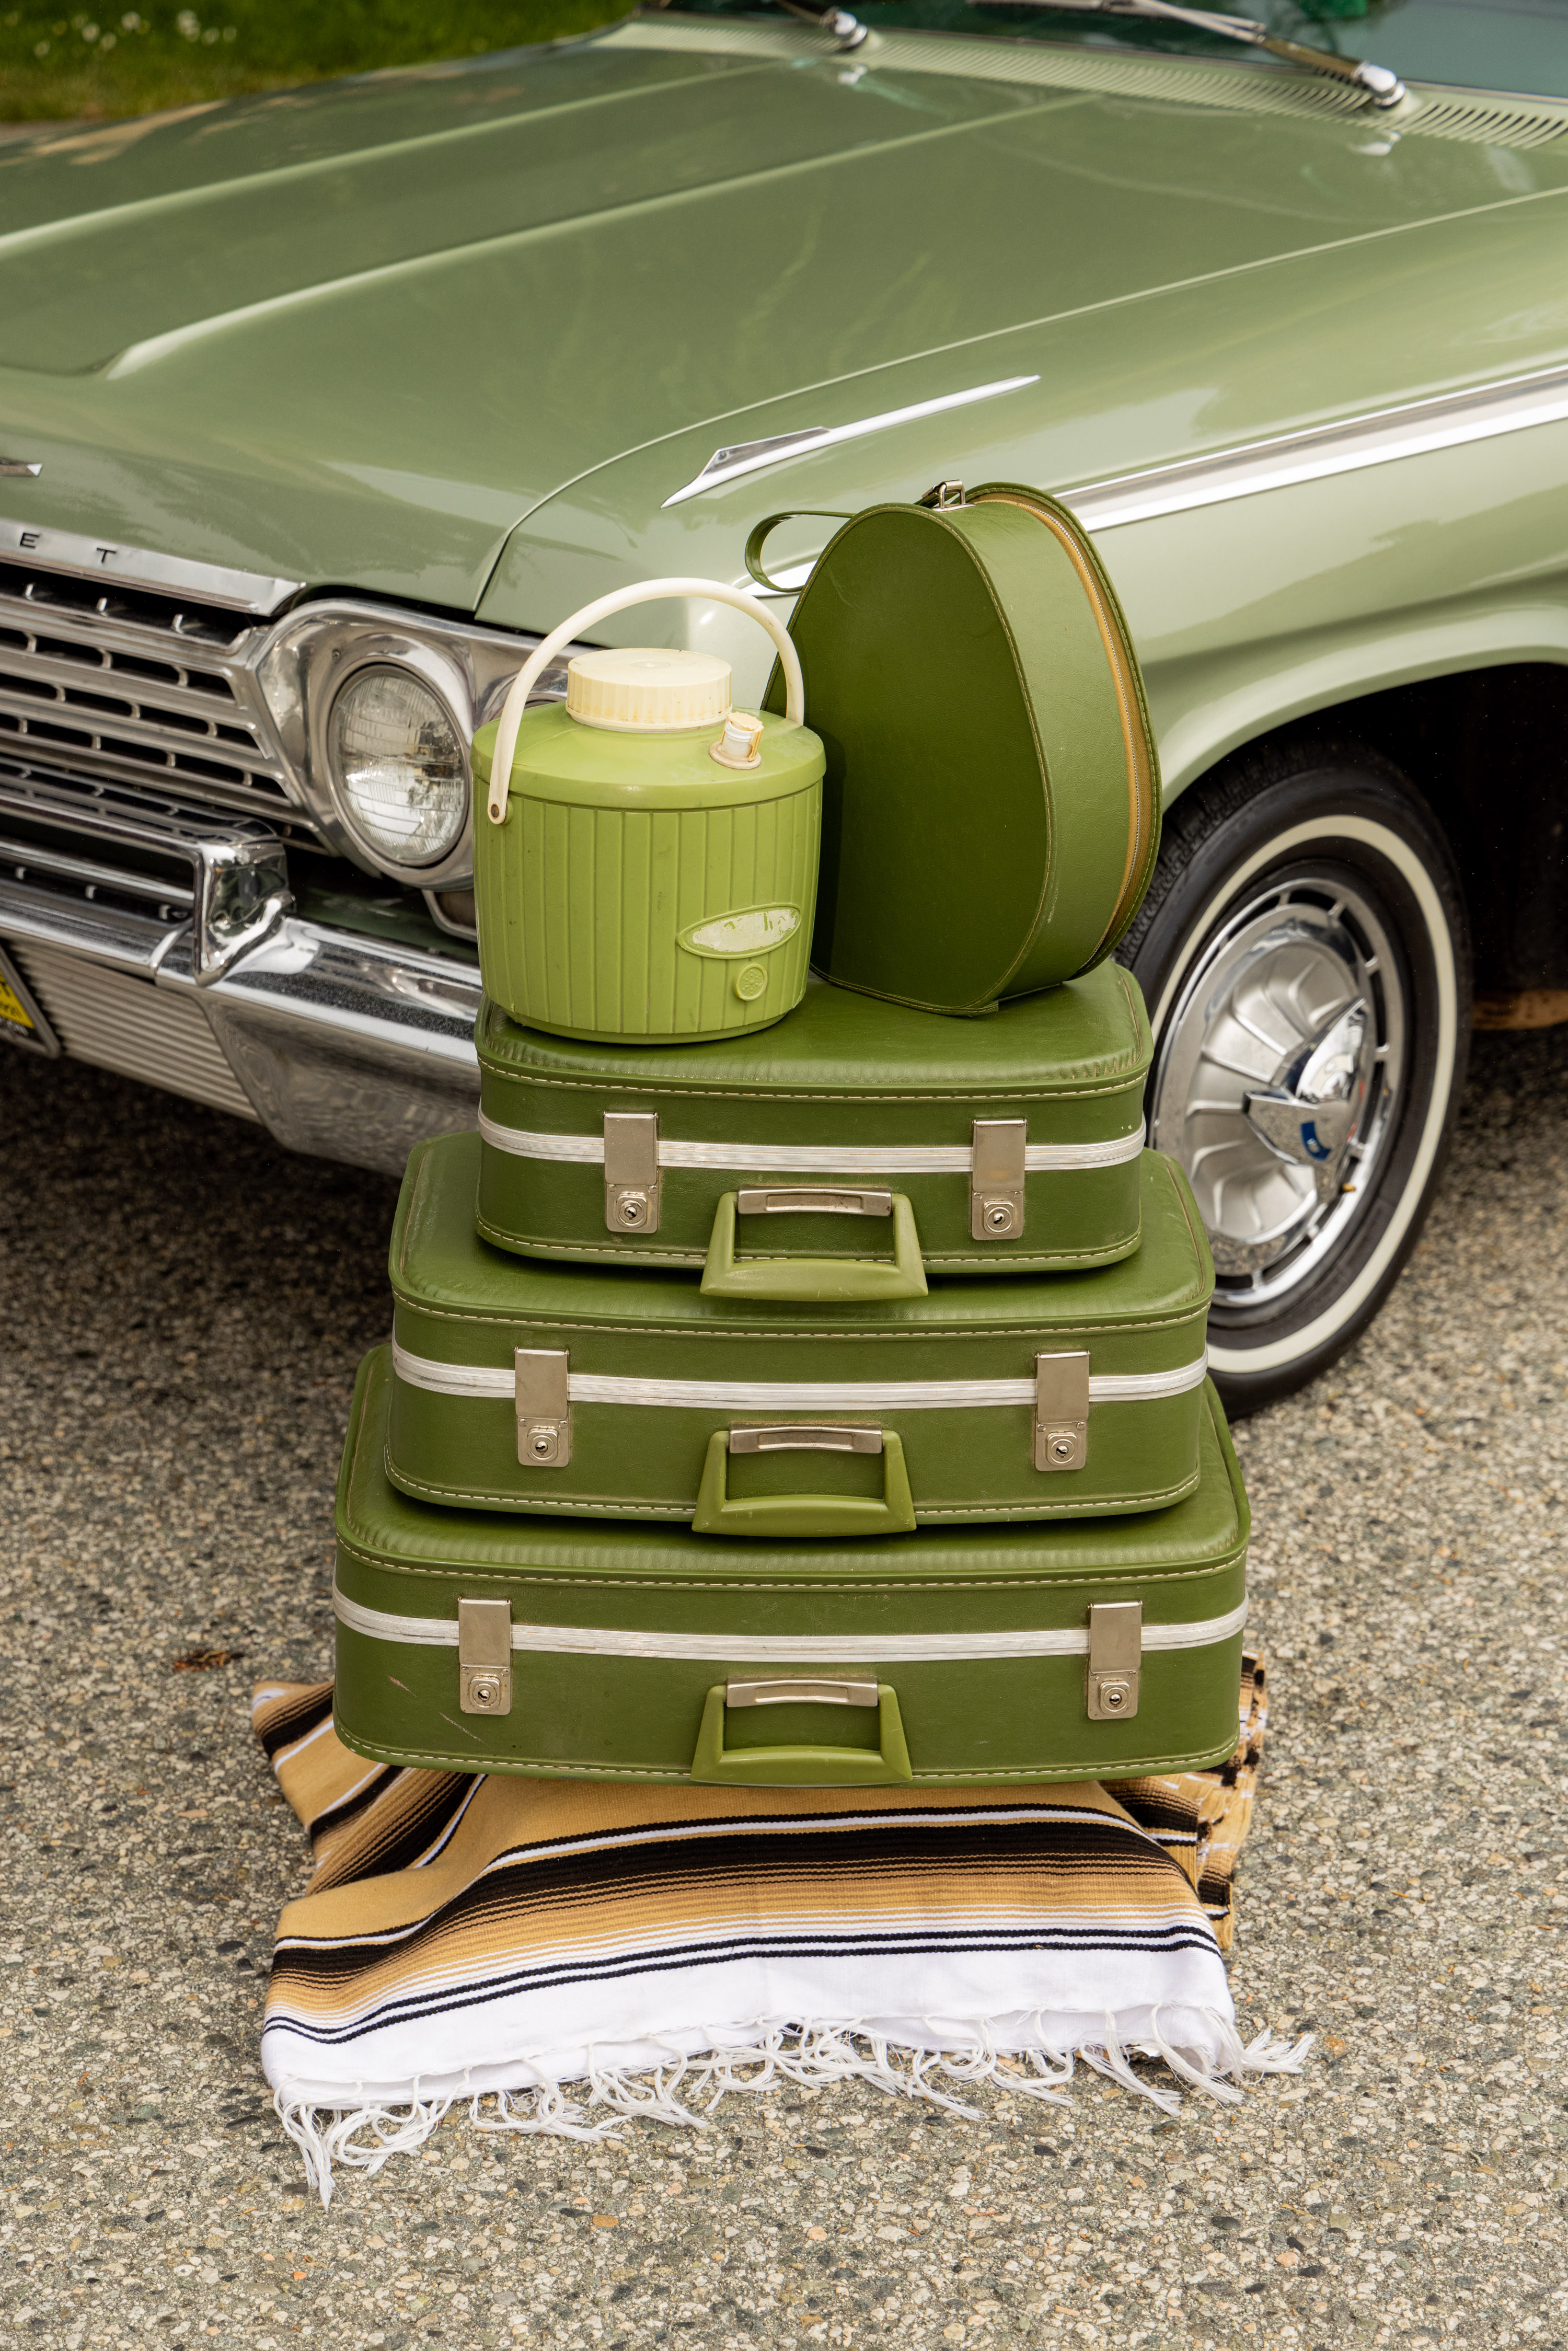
[0,943,58,1056]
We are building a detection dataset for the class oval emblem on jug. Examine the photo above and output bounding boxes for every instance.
[678,905,801,959]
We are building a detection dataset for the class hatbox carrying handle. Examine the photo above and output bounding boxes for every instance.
[483,578,807,823]
[743,511,852,596]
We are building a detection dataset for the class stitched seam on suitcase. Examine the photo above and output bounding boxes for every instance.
[332,1731,1242,1782]
[921,516,1052,1011]
[382,1465,1202,1517]
[1113,961,1152,1058]
[335,1536,1247,1589]
[472,1213,1140,1270]
[394,1303,1208,1337]
[478,1072,1147,1099]
[1165,1157,1211,1273]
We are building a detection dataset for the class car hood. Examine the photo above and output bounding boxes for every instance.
[2,15,1566,613]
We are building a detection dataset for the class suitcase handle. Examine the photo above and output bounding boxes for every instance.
[690,1427,916,1537]
[690,1680,913,1785]
[700,1188,929,1301]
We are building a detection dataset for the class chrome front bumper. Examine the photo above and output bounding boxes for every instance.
[0,770,480,1175]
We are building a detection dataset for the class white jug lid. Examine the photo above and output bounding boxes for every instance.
[566,647,732,733]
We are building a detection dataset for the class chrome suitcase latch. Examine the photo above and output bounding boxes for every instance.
[459,1596,513,1716]
[1086,1600,1142,1722]
[1034,1350,1089,1471]
[516,1347,570,1467]
[972,1119,1027,1239]
[604,1111,660,1232]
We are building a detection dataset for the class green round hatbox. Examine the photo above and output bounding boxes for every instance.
[754,485,1160,1017]
[472,579,824,1046]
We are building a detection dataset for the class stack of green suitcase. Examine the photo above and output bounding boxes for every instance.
[331,490,1249,1791]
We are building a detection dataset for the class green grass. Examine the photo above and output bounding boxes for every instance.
[0,0,621,121]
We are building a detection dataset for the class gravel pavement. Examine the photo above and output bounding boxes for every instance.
[2,1033,1566,2349]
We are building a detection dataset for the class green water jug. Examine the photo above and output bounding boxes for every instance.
[472,579,824,1045]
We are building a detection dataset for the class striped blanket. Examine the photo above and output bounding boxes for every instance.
[253,1658,1305,2203]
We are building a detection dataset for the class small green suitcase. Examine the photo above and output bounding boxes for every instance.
[336,1348,1247,1786]
[476,961,1152,1280]
[387,1131,1213,1531]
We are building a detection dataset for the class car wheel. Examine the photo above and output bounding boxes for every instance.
[1117,740,1472,1413]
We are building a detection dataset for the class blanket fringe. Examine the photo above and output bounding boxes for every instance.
[274,2012,1314,2206]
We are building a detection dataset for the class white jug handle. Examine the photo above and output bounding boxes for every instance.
[482,576,806,823]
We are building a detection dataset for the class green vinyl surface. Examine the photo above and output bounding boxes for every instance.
[470,704,822,1044]
[770,493,1159,1015]
[476,962,1151,1275]
[388,1130,1214,1525]
[337,1346,1248,1785]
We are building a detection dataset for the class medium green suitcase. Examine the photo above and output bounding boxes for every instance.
[760,483,1160,1017]
[336,1348,1248,1786]
[387,1131,1214,1532]
[476,961,1152,1281]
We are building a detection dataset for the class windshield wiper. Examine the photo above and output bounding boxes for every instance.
[971,0,1406,108]
[650,0,871,47]
[773,0,872,47]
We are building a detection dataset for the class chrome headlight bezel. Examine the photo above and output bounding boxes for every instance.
[256,602,553,889]
[321,642,470,882]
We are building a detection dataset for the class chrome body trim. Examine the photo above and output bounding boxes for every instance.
[0,516,303,615]
[0,532,558,874]
[0,768,291,981]
[0,556,297,827]
[1063,363,1568,534]
[662,376,1039,507]
[727,365,1568,598]
[423,886,479,943]
[0,767,481,1171]
[0,832,194,909]
[255,601,571,882]
[197,924,482,1173]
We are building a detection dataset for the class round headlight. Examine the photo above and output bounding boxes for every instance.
[328,666,467,868]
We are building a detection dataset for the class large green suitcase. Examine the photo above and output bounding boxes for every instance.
[336,1348,1248,1786]
[476,961,1152,1280]
[760,483,1159,1017]
[387,1131,1214,1532]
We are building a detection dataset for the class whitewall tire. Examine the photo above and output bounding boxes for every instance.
[1119,743,1471,1412]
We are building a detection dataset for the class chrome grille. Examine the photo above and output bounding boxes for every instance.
[0,551,294,823]
[8,938,260,1122]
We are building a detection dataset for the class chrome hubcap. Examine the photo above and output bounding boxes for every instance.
[1148,875,1405,1312]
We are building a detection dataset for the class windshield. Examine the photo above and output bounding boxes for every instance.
[679,0,1568,104]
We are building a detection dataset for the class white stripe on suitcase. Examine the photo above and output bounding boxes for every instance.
[390,1343,1209,1412]
[478,1111,1145,1177]
[333,1587,1248,1663]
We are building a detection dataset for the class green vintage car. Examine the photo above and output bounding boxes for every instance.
[1,0,1565,1405]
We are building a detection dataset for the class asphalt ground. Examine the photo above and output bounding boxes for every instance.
[2,1029,1566,2351]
